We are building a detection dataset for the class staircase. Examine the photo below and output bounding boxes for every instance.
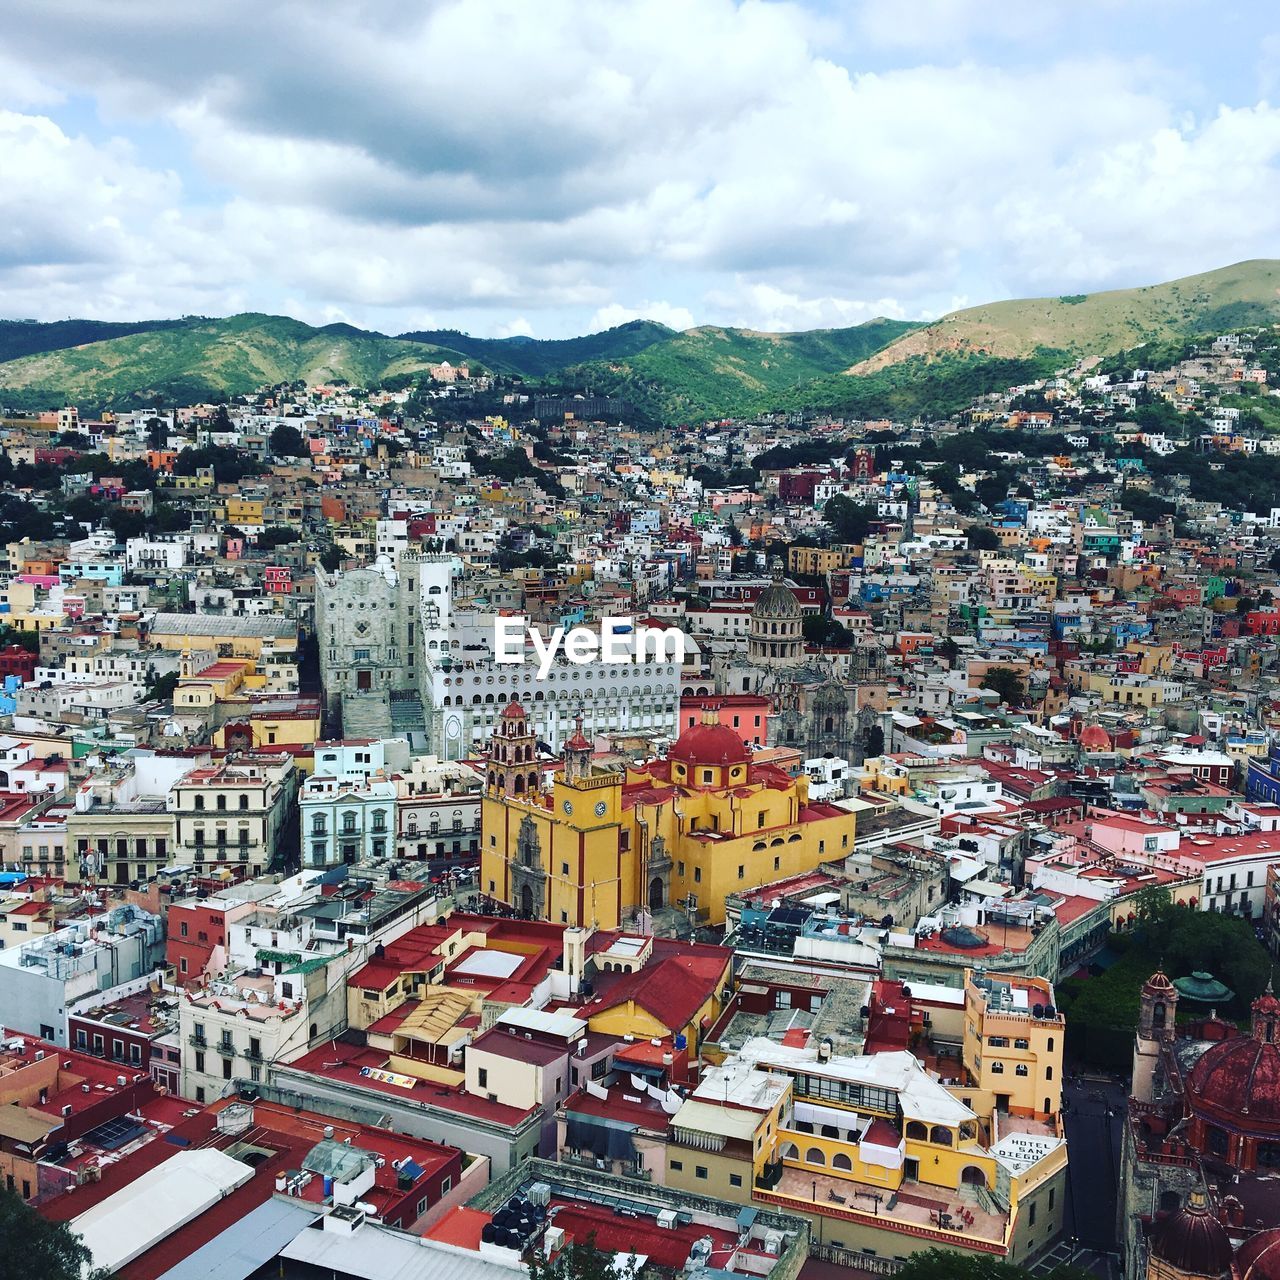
[340,691,392,740]
[389,692,427,736]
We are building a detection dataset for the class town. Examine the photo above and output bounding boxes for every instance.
[0,314,1278,1280]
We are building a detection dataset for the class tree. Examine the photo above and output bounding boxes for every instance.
[269,424,308,457]
[823,494,873,544]
[319,546,343,573]
[525,1234,638,1280]
[979,666,1026,707]
[964,524,1001,551]
[0,1186,110,1280]
[894,1247,1094,1280]
[144,671,179,703]
[254,526,301,550]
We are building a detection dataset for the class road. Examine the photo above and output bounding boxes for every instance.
[1043,1075,1127,1279]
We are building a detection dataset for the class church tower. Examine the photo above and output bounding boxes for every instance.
[488,697,538,799]
[1132,967,1179,1104]
[562,709,593,783]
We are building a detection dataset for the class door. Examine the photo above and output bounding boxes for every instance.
[357,669,372,691]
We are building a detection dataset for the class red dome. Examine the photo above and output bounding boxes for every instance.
[1079,722,1112,751]
[499,697,527,720]
[1188,1035,1280,1125]
[670,721,750,768]
[1238,1228,1280,1279]
[1149,1198,1232,1276]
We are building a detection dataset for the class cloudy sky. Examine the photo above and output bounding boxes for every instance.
[3,0,1280,338]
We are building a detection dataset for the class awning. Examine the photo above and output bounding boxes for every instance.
[565,1112,637,1162]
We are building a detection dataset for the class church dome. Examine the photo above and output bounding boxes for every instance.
[1149,1192,1232,1277]
[500,697,527,721]
[669,720,750,768]
[1238,1228,1280,1279]
[751,564,801,621]
[1079,722,1112,752]
[1187,1035,1280,1125]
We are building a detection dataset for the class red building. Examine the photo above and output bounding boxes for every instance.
[262,565,293,595]
[0,645,35,682]
[1245,609,1280,636]
[166,900,235,984]
[679,694,770,747]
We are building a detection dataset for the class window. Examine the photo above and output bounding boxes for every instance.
[694,867,701,883]
[1015,1064,1029,1077]
[1045,1066,1053,1080]
[196,1087,205,1103]
[774,857,780,871]
[695,1166,708,1180]
[671,1160,683,1172]
[478,1068,488,1088]
[729,1173,743,1188]
[1029,1201,1037,1227]
[737,865,745,880]
[180,921,189,937]
[990,1061,1004,1074]
[440,1176,451,1194]
[195,1052,205,1073]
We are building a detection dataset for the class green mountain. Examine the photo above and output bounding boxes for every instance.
[398,319,674,378]
[849,259,1280,375]
[0,318,187,364]
[0,314,474,408]
[3,260,1278,421]
[563,319,920,421]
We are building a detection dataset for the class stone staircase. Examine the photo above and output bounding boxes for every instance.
[389,692,427,736]
[340,691,392,740]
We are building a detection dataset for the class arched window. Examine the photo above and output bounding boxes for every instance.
[905,1121,928,1141]
[960,1166,987,1188]
[832,1153,852,1171]
[1152,1002,1166,1029]
[804,1148,825,1166]
[781,1143,799,1161]
[929,1126,953,1147]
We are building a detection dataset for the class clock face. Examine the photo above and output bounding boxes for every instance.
[594,800,608,818]
[562,800,574,816]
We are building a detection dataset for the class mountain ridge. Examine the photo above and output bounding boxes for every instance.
[1,259,1278,419]
[847,259,1280,375]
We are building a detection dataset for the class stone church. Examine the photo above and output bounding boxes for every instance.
[713,563,883,761]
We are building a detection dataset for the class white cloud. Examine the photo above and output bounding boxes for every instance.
[590,302,696,333]
[0,1,1276,336]
[495,317,534,338]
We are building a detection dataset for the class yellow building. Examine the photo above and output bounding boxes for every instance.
[787,545,857,577]
[481,704,856,930]
[961,969,1064,1120]
[740,1027,1068,1267]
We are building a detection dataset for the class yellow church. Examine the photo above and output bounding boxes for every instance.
[480,699,857,930]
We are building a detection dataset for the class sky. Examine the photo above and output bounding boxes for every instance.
[2,0,1280,339]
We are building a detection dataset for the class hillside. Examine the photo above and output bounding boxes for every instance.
[849,260,1280,374]
[0,318,187,364]
[566,318,919,421]
[0,314,474,407]
[397,319,674,378]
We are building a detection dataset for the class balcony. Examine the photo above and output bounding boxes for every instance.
[189,1035,207,1049]
[215,1040,238,1057]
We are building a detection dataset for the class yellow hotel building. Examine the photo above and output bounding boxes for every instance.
[480,702,856,930]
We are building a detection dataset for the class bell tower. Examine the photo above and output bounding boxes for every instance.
[1133,967,1178,1104]
[562,709,592,784]
[489,697,538,799]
